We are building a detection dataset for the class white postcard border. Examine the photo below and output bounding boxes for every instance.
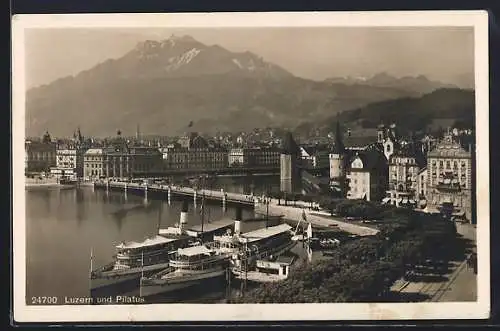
[12,11,490,322]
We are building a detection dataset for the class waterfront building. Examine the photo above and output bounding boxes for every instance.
[25,131,57,173]
[53,128,87,179]
[162,146,228,172]
[384,142,426,207]
[84,143,163,180]
[84,148,104,179]
[54,148,79,179]
[104,146,163,179]
[159,132,229,172]
[346,149,388,202]
[228,147,280,168]
[280,132,301,194]
[424,131,473,221]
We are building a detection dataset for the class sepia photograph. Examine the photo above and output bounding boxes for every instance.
[12,11,490,322]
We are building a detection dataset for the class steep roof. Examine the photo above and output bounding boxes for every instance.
[281,132,300,155]
[343,136,376,149]
[350,149,387,171]
[392,142,427,168]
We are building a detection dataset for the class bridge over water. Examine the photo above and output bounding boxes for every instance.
[93,180,256,207]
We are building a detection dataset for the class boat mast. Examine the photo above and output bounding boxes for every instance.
[157,201,163,234]
[89,247,93,290]
[201,190,205,236]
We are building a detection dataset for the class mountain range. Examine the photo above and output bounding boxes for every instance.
[26,35,472,137]
[295,88,475,137]
[324,72,461,95]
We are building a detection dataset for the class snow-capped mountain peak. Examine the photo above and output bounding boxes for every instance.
[165,48,202,71]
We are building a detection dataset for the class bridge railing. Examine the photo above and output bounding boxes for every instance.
[96,180,254,203]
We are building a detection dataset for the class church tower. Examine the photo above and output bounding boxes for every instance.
[280,132,301,194]
[42,130,52,144]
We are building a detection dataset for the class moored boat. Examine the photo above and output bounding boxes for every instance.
[90,200,196,293]
[59,176,79,188]
[139,244,231,298]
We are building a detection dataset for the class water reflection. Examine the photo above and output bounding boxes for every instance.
[75,189,86,226]
[26,176,281,302]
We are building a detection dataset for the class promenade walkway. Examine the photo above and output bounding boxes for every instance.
[255,200,379,236]
[390,223,477,302]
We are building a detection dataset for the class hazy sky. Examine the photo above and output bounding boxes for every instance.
[25,27,475,89]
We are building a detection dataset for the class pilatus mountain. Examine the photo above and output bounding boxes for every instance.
[26,35,466,137]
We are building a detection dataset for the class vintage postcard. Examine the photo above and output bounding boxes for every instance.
[12,11,490,323]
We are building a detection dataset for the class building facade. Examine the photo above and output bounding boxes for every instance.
[346,150,388,202]
[425,133,473,221]
[25,131,57,173]
[162,147,228,171]
[51,128,88,179]
[84,148,104,179]
[228,147,280,168]
[54,148,82,179]
[384,143,426,207]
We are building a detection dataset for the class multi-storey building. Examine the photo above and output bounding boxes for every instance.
[346,149,388,202]
[162,147,228,171]
[84,148,104,179]
[228,147,280,168]
[53,128,87,179]
[84,144,163,179]
[425,132,473,222]
[54,149,79,179]
[25,131,57,173]
[384,143,426,207]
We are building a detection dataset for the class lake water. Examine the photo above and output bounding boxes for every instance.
[25,175,311,304]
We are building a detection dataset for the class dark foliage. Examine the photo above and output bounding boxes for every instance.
[233,206,461,303]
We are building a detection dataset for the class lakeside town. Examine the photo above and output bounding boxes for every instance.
[25,120,477,303]
[26,121,475,223]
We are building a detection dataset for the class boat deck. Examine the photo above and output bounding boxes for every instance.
[185,218,234,235]
[234,271,287,283]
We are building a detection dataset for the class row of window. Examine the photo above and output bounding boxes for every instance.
[431,160,468,169]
